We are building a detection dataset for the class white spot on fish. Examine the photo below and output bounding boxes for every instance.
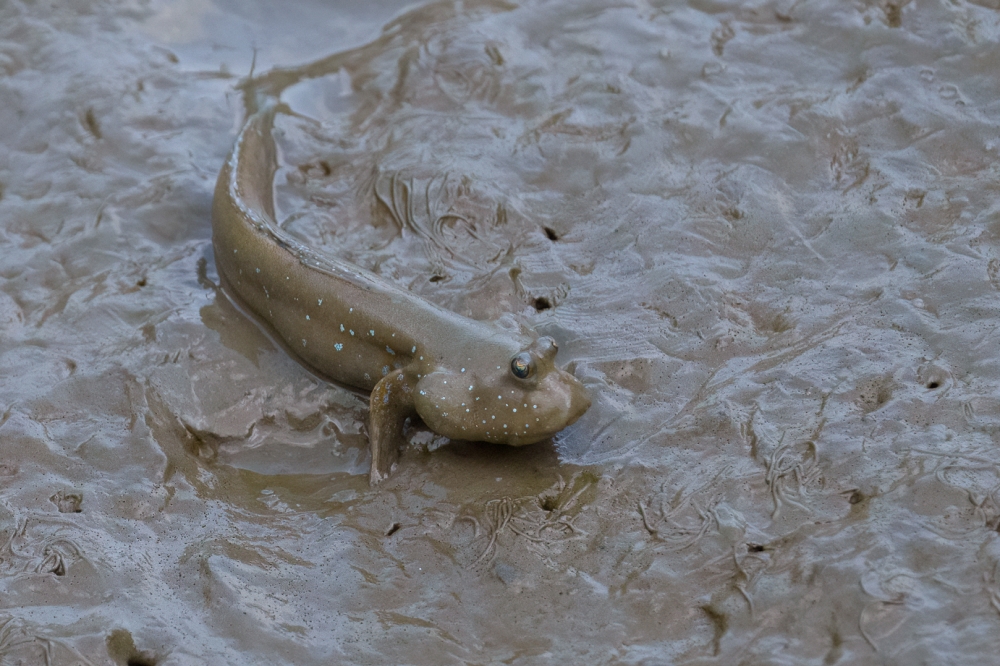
[349,307,353,312]
[334,343,343,351]
[382,366,389,376]
[513,408,517,413]
[497,395,502,400]
[386,346,395,355]
[461,368,465,373]
[491,415,495,420]
[412,346,417,353]
[350,330,354,336]
[233,249,237,253]
[318,299,323,305]
[420,390,426,395]
[306,315,310,320]
[302,339,307,346]
[256,268,260,273]
[533,405,537,409]
[469,385,473,391]
[369,330,375,336]
[340,324,345,332]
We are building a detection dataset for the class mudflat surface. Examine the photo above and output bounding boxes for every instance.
[2,0,1000,663]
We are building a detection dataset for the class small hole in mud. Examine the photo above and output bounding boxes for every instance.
[849,490,865,504]
[926,381,940,389]
[543,226,559,241]
[533,297,552,311]
[540,496,558,512]
[385,523,400,537]
[135,278,147,287]
[429,274,445,283]
[747,544,765,553]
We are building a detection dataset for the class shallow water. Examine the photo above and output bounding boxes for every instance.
[2,0,1000,662]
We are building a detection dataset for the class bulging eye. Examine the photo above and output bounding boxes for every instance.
[510,352,535,379]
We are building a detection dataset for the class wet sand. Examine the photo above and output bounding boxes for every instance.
[2,0,1000,663]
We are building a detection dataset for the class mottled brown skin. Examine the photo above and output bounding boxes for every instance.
[212,99,591,483]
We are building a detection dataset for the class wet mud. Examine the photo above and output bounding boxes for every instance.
[1,0,1000,663]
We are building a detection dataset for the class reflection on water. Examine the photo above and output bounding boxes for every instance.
[2,0,1000,662]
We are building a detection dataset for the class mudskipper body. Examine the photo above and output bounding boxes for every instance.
[211,98,591,483]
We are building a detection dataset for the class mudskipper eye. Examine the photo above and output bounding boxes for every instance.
[510,352,534,379]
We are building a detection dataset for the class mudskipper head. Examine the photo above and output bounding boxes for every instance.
[413,334,591,445]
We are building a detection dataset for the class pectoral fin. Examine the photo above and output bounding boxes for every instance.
[368,369,416,485]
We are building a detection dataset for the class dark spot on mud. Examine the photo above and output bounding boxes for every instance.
[386,523,401,537]
[533,297,552,311]
[883,0,905,28]
[196,256,215,289]
[135,277,147,287]
[0,181,5,202]
[83,108,102,140]
[540,495,558,512]
[701,604,728,656]
[50,490,83,513]
[826,627,844,664]
[429,274,445,283]
[927,381,939,389]
[856,376,893,413]
[747,543,765,553]
[107,629,157,666]
[722,206,743,221]
[848,490,865,504]
[543,226,559,241]
[485,43,504,66]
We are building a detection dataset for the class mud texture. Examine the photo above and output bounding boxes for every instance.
[1,0,1000,663]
